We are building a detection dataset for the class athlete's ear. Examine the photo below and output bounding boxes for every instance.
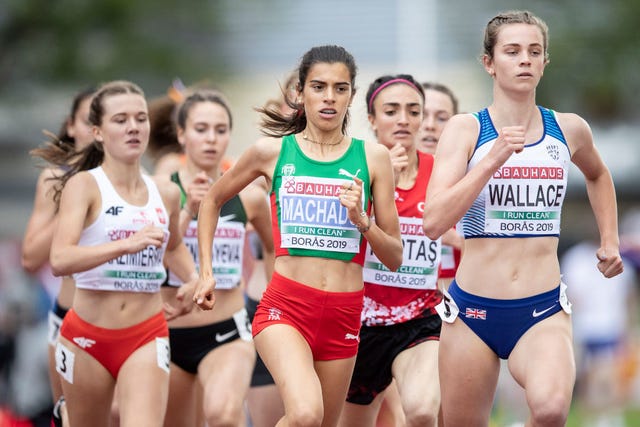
[65,117,76,139]
[93,126,103,142]
[176,126,186,147]
[482,54,495,78]
[368,114,376,130]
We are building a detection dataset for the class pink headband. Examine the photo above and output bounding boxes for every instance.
[367,78,421,113]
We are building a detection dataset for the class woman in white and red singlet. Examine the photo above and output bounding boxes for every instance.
[339,74,442,427]
[50,81,197,427]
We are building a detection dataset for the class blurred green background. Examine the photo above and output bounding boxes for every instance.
[1,0,639,240]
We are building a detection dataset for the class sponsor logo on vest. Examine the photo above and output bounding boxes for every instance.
[338,168,361,180]
[282,163,296,176]
[133,210,153,225]
[155,207,166,224]
[105,206,124,215]
[493,166,564,180]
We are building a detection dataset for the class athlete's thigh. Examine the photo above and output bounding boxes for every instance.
[378,381,407,427]
[338,392,385,427]
[392,340,440,412]
[198,338,256,412]
[117,338,170,427]
[48,343,64,402]
[56,336,115,427]
[254,324,322,412]
[163,363,198,427]
[247,384,285,427]
[314,356,358,427]
[439,320,500,426]
[508,311,575,402]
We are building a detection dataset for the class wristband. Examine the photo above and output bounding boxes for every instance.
[182,206,197,220]
[356,212,371,233]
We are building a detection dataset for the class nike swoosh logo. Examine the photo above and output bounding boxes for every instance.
[532,305,556,318]
[219,214,236,224]
[215,329,238,343]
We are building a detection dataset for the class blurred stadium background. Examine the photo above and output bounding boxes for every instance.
[1,0,639,243]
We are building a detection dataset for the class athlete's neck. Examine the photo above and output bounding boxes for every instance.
[396,149,419,189]
[489,90,538,128]
[183,160,221,184]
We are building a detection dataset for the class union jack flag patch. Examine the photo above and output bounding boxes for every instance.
[465,308,487,320]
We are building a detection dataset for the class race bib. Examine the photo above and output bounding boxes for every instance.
[55,342,75,384]
[279,176,362,253]
[435,288,459,324]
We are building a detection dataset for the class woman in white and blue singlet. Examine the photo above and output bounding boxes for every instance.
[422,10,623,427]
[49,80,197,427]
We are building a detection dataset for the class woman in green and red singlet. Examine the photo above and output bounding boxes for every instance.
[193,45,403,427]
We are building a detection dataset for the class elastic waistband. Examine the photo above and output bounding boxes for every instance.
[52,298,69,319]
[449,280,560,308]
[270,271,364,306]
[246,296,259,314]
[65,309,166,338]
[168,308,246,332]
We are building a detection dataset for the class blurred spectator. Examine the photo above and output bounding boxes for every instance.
[620,208,640,273]
[0,240,52,427]
[562,226,638,427]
